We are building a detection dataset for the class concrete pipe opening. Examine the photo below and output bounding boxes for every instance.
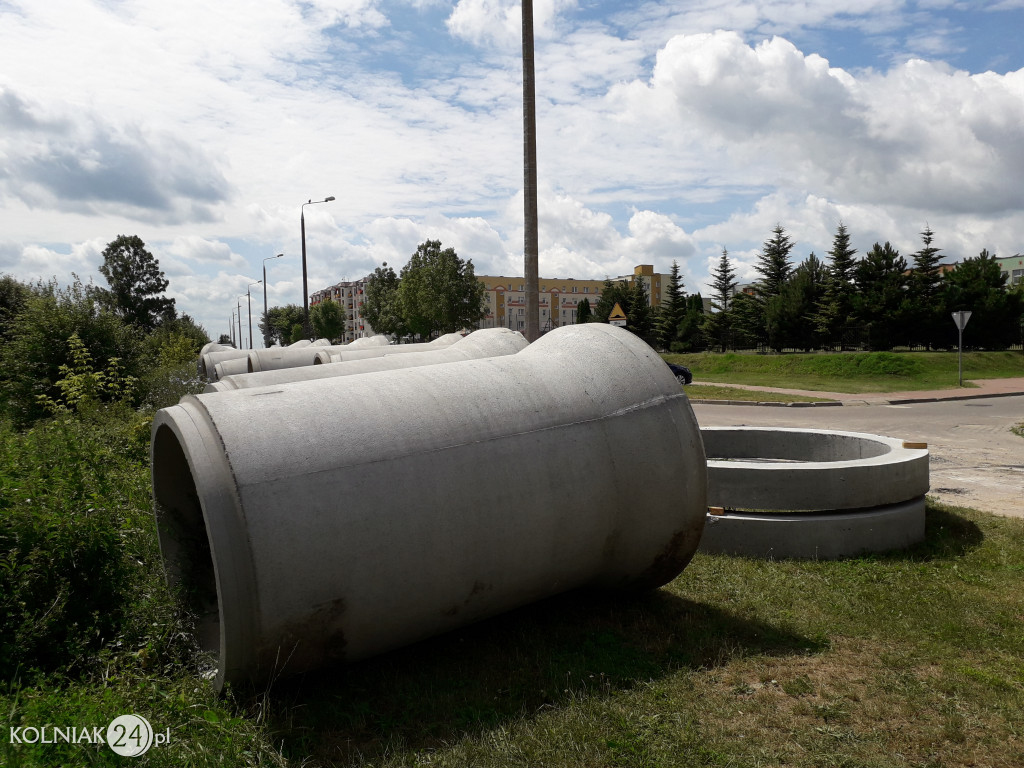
[151,423,220,674]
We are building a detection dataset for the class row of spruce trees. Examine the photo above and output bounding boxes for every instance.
[579,225,1023,353]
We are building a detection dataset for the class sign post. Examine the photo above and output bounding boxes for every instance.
[951,310,972,386]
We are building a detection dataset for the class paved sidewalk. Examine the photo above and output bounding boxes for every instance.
[688,377,1024,406]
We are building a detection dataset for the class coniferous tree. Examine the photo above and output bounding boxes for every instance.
[815,223,858,346]
[755,225,795,300]
[765,254,826,352]
[728,291,764,349]
[750,225,794,346]
[575,297,592,324]
[853,242,909,351]
[656,260,687,349]
[628,275,654,344]
[908,226,945,349]
[705,248,737,352]
[674,293,707,352]
[594,278,628,322]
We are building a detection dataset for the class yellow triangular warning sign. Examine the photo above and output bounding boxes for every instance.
[609,302,627,321]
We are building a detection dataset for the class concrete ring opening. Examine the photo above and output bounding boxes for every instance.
[701,427,929,512]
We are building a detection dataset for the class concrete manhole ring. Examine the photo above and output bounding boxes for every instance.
[697,427,929,560]
[701,427,929,512]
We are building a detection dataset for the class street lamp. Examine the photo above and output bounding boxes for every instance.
[301,196,336,339]
[230,311,236,347]
[247,280,261,350]
[237,295,246,350]
[263,253,283,348]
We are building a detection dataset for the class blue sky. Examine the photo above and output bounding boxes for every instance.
[2,0,1023,344]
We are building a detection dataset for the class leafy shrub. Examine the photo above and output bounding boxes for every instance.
[0,278,147,425]
[35,332,137,416]
[139,362,207,412]
[0,410,153,679]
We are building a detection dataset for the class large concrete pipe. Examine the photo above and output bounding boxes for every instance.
[213,357,251,381]
[199,348,249,378]
[313,332,464,365]
[200,342,232,356]
[206,328,527,392]
[345,335,391,348]
[151,323,707,690]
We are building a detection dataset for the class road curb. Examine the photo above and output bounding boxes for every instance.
[690,390,1024,407]
[688,399,843,407]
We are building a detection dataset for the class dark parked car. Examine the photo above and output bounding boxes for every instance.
[667,362,693,385]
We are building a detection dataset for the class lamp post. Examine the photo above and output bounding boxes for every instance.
[230,311,236,347]
[301,196,336,339]
[237,295,245,350]
[263,253,283,348]
[246,280,261,350]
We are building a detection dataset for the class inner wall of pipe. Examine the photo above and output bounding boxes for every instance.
[151,424,221,670]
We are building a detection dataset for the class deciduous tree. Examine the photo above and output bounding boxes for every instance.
[97,235,175,330]
[397,240,486,339]
[260,304,305,347]
[361,264,406,337]
[311,299,346,342]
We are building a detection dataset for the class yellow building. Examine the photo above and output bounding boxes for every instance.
[476,265,670,332]
[312,264,672,338]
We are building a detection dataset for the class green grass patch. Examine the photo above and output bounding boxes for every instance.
[225,501,1024,768]
[664,350,1024,393]
[4,396,1024,767]
[686,384,834,403]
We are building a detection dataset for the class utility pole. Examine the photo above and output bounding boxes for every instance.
[523,0,540,342]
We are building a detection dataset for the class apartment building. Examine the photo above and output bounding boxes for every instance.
[476,265,670,332]
[309,278,376,343]
[311,264,672,338]
[997,254,1024,287]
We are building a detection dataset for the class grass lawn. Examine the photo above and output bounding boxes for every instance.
[684,383,835,403]
[234,501,1023,768]
[664,350,1024,394]
[4,403,1024,767]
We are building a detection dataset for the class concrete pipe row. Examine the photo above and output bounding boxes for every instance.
[208,328,527,392]
[153,324,708,690]
[246,332,464,374]
[198,336,393,381]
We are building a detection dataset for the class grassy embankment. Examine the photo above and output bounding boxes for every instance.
[3,397,1024,766]
[665,349,1024,399]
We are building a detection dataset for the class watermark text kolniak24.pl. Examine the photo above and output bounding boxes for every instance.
[9,714,168,757]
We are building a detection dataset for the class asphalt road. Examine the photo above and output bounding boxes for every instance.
[691,395,1024,519]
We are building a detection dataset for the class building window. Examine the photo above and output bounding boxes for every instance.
[584,287,589,293]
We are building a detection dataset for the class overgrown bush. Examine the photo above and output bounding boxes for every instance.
[0,408,153,679]
[0,278,147,425]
